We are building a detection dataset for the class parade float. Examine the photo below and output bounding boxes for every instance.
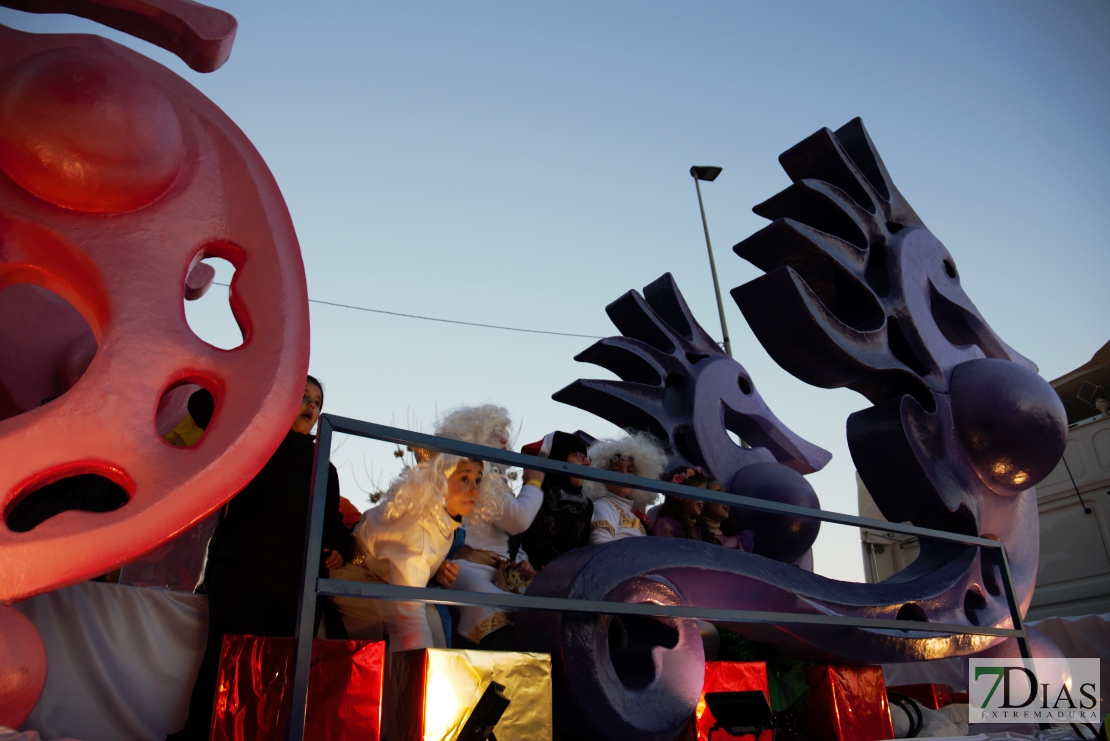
[0,1,1092,740]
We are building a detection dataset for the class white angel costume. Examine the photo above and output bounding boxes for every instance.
[448,480,543,643]
[431,404,542,644]
[331,504,459,650]
[329,451,500,654]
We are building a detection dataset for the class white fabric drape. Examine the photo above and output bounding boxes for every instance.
[14,582,207,741]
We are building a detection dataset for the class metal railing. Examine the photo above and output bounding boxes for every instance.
[285,414,1032,740]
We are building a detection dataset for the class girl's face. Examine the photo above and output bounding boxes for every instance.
[487,429,509,450]
[445,460,483,517]
[291,382,322,434]
[683,498,706,518]
[604,456,637,499]
[704,502,729,521]
[565,449,590,488]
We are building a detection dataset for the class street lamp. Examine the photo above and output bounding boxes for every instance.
[690,166,731,357]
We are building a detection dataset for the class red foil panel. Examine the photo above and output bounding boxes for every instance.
[887,682,956,710]
[679,661,773,741]
[800,665,894,741]
[210,635,384,741]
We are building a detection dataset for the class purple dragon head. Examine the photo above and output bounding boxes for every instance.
[553,272,831,487]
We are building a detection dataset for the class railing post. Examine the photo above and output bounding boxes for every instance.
[995,542,1033,661]
[286,414,334,741]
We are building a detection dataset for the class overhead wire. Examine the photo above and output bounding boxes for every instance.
[210,281,603,340]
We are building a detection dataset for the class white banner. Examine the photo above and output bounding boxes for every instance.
[969,657,1099,724]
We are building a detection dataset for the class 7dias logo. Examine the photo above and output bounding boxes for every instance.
[969,658,1100,724]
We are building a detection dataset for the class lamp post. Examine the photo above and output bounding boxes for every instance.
[690,165,731,357]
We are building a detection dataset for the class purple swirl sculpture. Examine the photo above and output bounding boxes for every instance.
[553,272,831,484]
[516,118,1069,741]
[553,273,831,564]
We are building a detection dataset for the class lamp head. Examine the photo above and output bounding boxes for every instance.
[457,681,511,741]
[705,690,775,735]
[690,166,723,182]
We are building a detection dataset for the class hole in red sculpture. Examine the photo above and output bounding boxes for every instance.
[184,257,243,350]
[157,383,215,447]
[0,283,97,423]
[5,473,129,533]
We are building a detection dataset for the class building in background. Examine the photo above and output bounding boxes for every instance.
[859,341,1110,620]
[858,473,920,584]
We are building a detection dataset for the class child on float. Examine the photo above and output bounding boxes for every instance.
[432,405,545,649]
[651,466,708,540]
[697,477,755,551]
[584,432,667,544]
[328,451,501,655]
[518,431,593,568]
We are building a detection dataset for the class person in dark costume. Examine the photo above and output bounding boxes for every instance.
[516,431,593,570]
[168,375,352,740]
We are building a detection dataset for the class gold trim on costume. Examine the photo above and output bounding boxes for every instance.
[591,520,616,537]
[466,611,514,644]
[617,508,645,532]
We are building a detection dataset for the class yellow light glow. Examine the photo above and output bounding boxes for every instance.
[423,653,483,741]
[395,648,553,741]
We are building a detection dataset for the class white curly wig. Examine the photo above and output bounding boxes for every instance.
[372,453,503,527]
[584,431,668,510]
[427,403,517,525]
[434,404,515,449]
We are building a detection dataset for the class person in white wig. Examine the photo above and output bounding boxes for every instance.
[329,450,501,653]
[433,405,547,649]
[585,432,667,544]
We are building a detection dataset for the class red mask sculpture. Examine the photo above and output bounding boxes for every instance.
[0,0,309,725]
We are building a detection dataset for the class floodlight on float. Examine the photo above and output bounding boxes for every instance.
[704,690,776,739]
[456,680,511,741]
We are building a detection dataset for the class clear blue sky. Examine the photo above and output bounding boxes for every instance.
[4,1,1107,582]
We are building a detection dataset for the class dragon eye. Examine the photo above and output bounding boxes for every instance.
[737,376,752,395]
[943,258,958,279]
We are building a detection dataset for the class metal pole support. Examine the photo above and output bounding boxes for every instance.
[286,416,334,741]
[693,175,732,357]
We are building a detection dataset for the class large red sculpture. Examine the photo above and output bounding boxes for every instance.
[0,0,309,725]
